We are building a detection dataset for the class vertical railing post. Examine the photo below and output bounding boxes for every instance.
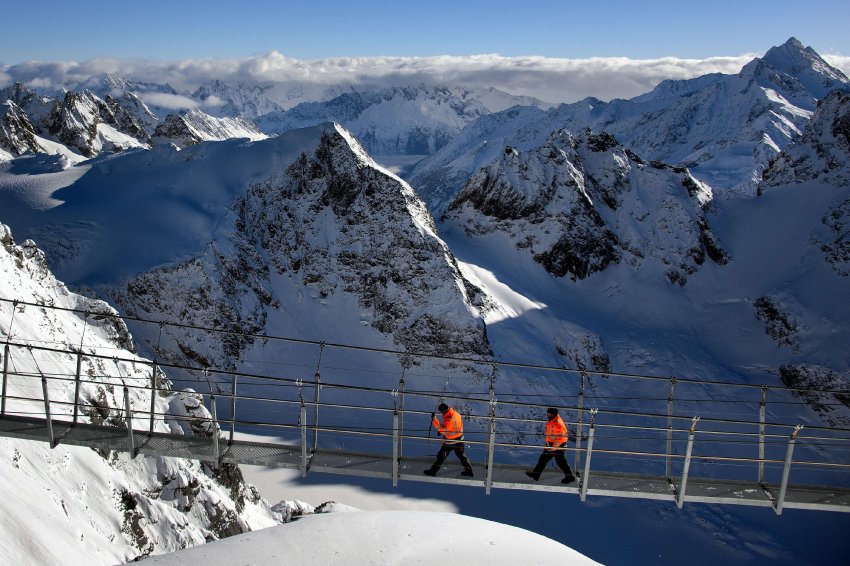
[311,343,325,455]
[41,375,55,448]
[72,351,83,425]
[392,410,400,487]
[124,386,136,458]
[580,409,598,502]
[666,378,677,478]
[485,394,497,495]
[776,425,803,515]
[759,385,767,484]
[211,394,220,463]
[300,402,308,477]
[398,373,406,461]
[229,374,238,446]
[1,344,10,417]
[677,417,700,509]
[148,363,158,435]
[574,374,585,473]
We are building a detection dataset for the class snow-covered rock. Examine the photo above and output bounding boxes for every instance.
[0,223,279,565]
[445,129,727,284]
[151,108,268,148]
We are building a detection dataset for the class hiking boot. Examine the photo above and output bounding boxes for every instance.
[461,469,474,477]
[561,475,576,485]
[423,468,438,477]
[525,471,541,481]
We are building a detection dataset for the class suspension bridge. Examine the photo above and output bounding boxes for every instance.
[2,298,850,515]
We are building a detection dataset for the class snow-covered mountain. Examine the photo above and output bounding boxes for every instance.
[255,85,548,158]
[0,123,490,376]
[192,80,285,119]
[0,81,269,160]
[411,38,850,214]
[444,129,726,285]
[0,223,280,565]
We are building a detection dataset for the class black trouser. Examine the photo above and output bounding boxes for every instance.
[430,441,473,472]
[532,446,575,477]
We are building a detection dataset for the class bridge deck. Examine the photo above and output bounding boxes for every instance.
[3,414,849,513]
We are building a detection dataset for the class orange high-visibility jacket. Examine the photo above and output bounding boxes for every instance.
[432,407,464,441]
[545,415,568,448]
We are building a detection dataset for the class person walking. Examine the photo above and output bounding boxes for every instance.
[424,402,474,477]
[525,407,576,484]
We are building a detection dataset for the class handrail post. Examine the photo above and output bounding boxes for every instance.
[759,385,767,484]
[211,394,220,464]
[776,425,803,515]
[677,417,700,509]
[72,351,83,425]
[229,374,238,446]
[1,344,10,417]
[398,374,406,461]
[312,343,324,455]
[666,377,676,478]
[485,396,497,495]
[580,409,598,502]
[392,410,399,487]
[574,374,585,473]
[41,375,55,448]
[124,386,136,458]
[300,402,308,477]
[148,363,158,435]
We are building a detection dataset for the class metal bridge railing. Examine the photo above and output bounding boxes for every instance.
[3,339,850,514]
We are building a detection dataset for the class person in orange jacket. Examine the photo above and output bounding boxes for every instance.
[525,407,576,484]
[424,402,474,477]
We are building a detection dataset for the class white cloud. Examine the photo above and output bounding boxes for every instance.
[0,51,808,104]
[138,92,199,111]
[823,54,850,76]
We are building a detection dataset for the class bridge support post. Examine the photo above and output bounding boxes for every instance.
[124,386,136,458]
[229,374,238,446]
[677,417,699,509]
[148,363,158,436]
[211,394,220,464]
[580,409,598,502]
[574,375,585,475]
[41,375,55,448]
[300,402,308,477]
[666,378,677,478]
[312,343,324,455]
[397,374,405,461]
[485,395,497,495]
[759,385,767,484]
[1,344,10,417]
[72,351,83,425]
[776,425,803,515]
[392,410,399,487]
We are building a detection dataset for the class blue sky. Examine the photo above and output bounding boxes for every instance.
[3,0,849,63]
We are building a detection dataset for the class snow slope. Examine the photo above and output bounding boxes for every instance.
[144,507,601,566]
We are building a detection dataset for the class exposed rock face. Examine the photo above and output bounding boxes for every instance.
[0,100,41,155]
[232,126,491,357]
[779,364,850,427]
[761,90,850,190]
[445,129,728,283]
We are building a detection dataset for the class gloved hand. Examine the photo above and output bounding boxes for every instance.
[431,412,436,420]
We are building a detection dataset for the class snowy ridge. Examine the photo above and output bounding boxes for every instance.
[0,223,279,565]
[151,108,268,148]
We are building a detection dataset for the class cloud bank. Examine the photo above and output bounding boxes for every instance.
[2,51,847,105]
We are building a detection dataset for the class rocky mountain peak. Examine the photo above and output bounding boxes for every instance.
[761,90,850,190]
